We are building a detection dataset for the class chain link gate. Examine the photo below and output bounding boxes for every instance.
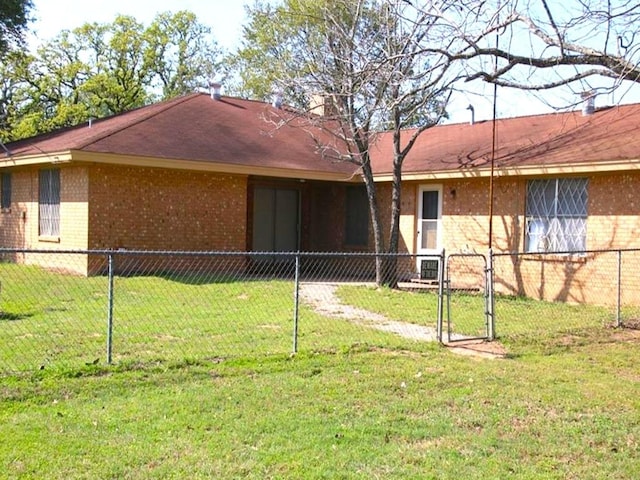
[438,250,495,343]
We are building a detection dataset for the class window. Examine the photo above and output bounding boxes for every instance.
[525,178,588,253]
[345,186,369,245]
[39,169,60,237]
[1,172,10,210]
[419,189,440,250]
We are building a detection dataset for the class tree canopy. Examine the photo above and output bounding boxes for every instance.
[0,10,222,141]
[0,0,32,54]
[432,0,640,108]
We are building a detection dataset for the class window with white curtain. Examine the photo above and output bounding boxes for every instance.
[525,178,588,253]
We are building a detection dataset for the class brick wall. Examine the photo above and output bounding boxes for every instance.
[0,169,32,250]
[397,173,640,304]
[88,165,248,252]
[3,162,639,299]
[499,172,640,305]
[0,167,89,274]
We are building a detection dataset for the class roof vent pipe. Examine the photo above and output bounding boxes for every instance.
[581,91,595,115]
[209,81,222,100]
[466,104,475,125]
[272,91,283,109]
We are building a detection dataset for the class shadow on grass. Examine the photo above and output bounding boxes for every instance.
[111,265,296,286]
[0,311,33,322]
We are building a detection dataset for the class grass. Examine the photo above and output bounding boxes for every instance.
[335,284,620,354]
[2,264,640,477]
[0,263,629,370]
[2,339,640,479]
[0,264,423,373]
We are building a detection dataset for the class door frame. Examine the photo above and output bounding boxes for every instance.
[251,186,301,253]
[416,184,443,271]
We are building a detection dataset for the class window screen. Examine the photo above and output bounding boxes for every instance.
[525,178,588,253]
[39,169,60,237]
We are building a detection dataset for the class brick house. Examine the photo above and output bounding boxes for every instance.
[372,102,640,304]
[0,93,365,274]
[1,92,639,303]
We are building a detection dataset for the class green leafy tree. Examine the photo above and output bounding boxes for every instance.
[2,10,222,140]
[76,16,151,114]
[5,17,152,139]
[0,50,32,139]
[145,11,222,98]
[0,0,32,53]
[0,0,32,141]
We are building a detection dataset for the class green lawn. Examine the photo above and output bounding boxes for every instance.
[2,338,640,479]
[0,263,630,372]
[1,264,640,478]
[335,284,622,354]
[0,265,426,373]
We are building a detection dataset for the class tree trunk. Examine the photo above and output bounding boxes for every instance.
[381,151,403,288]
[361,158,385,285]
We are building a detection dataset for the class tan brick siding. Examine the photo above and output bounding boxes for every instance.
[0,167,89,274]
[588,173,640,249]
[87,165,247,252]
[396,173,640,304]
[2,161,640,302]
[492,173,640,305]
[0,169,33,250]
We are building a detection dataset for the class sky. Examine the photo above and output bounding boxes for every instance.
[28,0,640,124]
[29,0,250,51]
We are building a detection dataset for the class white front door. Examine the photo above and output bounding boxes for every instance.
[416,185,443,272]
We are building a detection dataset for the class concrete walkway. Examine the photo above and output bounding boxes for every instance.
[298,282,507,359]
[298,282,439,341]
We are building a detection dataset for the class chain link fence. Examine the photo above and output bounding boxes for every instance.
[1,248,638,373]
[492,249,640,349]
[0,249,443,374]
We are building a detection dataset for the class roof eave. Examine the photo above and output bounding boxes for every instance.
[4,149,638,183]
[0,151,73,167]
[69,151,359,182]
[373,159,640,181]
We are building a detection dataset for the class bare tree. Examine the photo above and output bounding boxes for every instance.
[237,0,462,285]
[433,0,640,106]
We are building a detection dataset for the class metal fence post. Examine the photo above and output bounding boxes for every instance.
[107,252,114,364]
[436,249,445,342]
[487,248,496,341]
[292,253,300,354]
[617,250,622,328]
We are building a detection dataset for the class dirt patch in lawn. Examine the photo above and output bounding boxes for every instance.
[444,339,508,360]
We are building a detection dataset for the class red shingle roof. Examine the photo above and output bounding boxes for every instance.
[5,93,357,178]
[6,93,640,179]
[370,103,640,175]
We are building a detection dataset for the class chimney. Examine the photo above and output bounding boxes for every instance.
[309,93,337,117]
[466,104,475,125]
[581,91,595,115]
[209,81,222,100]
